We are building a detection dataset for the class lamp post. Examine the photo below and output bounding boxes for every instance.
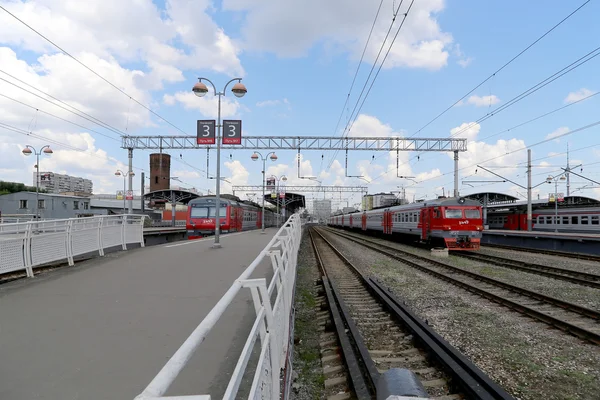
[546,174,566,233]
[115,170,135,213]
[270,174,287,227]
[251,151,278,233]
[192,77,247,248]
[22,145,53,219]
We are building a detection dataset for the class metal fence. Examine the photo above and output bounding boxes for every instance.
[134,213,304,400]
[0,215,146,277]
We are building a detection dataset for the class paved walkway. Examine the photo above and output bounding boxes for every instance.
[0,228,279,400]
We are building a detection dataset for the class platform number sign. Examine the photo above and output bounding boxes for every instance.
[197,120,216,145]
[222,120,242,144]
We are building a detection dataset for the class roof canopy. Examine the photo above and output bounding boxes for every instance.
[264,192,305,212]
[463,192,519,205]
[143,189,200,204]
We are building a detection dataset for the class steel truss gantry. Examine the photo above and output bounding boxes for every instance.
[232,185,368,195]
[122,135,467,198]
[121,135,467,152]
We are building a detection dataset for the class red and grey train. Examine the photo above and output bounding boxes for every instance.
[486,199,600,234]
[186,196,276,239]
[328,197,484,250]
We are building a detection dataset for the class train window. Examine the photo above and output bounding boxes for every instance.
[190,206,211,218]
[563,216,569,224]
[445,209,463,219]
[572,216,579,224]
[465,209,481,218]
[581,216,589,225]
[592,216,600,225]
[538,217,544,224]
[433,208,441,219]
[545,216,552,224]
[503,217,508,224]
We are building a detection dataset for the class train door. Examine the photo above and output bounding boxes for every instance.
[257,211,261,228]
[383,210,392,234]
[349,214,353,228]
[420,208,430,240]
[361,213,367,231]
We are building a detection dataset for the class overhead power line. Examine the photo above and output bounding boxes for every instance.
[407,0,591,140]
[332,0,384,138]
[0,4,190,135]
[327,0,414,172]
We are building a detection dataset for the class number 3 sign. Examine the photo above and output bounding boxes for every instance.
[197,120,216,144]
[222,120,242,145]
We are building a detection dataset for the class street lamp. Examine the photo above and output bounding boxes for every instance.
[546,174,566,233]
[115,169,135,213]
[270,174,287,227]
[192,77,247,248]
[251,151,278,233]
[22,145,53,219]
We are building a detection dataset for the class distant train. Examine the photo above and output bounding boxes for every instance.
[328,197,484,250]
[486,204,600,234]
[186,196,276,239]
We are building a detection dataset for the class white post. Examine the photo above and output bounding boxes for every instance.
[98,217,105,256]
[66,219,74,266]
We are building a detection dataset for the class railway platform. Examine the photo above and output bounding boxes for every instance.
[0,228,279,400]
[483,229,600,256]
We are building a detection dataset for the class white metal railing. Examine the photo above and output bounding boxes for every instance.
[0,215,146,277]
[135,213,303,400]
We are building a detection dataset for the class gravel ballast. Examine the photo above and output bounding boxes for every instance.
[322,228,600,400]
[290,231,326,400]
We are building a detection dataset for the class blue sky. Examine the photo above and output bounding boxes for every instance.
[0,0,598,211]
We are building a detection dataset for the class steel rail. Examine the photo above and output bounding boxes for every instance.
[309,229,373,399]
[482,243,600,262]
[313,227,515,400]
[455,251,600,289]
[324,228,600,345]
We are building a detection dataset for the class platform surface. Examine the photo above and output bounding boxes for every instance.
[0,228,279,400]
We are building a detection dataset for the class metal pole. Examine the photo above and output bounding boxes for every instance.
[214,92,222,247]
[453,150,459,198]
[527,149,532,231]
[261,157,266,233]
[35,152,39,220]
[555,181,558,233]
[123,177,126,213]
[566,143,570,197]
[276,179,279,228]
[128,148,133,214]
[172,190,176,227]
[141,172,145,213]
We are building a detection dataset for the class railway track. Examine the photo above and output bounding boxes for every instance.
[309,227,514,400]
[322,227,600,345]
[483,243,600,262]
[453,251,600,289]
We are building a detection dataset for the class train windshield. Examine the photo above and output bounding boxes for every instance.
[190,205,222,218]
[444,209,463,219]
[464,209,481,218]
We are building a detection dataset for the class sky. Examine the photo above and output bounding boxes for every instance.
[1,0,599,212]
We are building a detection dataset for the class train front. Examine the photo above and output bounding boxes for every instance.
[187,197,229,239]
[437,199,483,250]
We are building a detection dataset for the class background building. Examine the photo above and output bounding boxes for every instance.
[313,199,332,222]
[35,172,93,194]
[362,193,397,210]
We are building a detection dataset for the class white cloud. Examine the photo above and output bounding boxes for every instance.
[256,98,291,108]
[0,0,244,78]
[450,122,480,142]
[545,127,569,142]
[466,95,500,107]
[452,43,473,67]
[347,114,403,137]
[564,88,596,104]
[163,91,241,119]
[448,122,527,178]
[223,0,453,70]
